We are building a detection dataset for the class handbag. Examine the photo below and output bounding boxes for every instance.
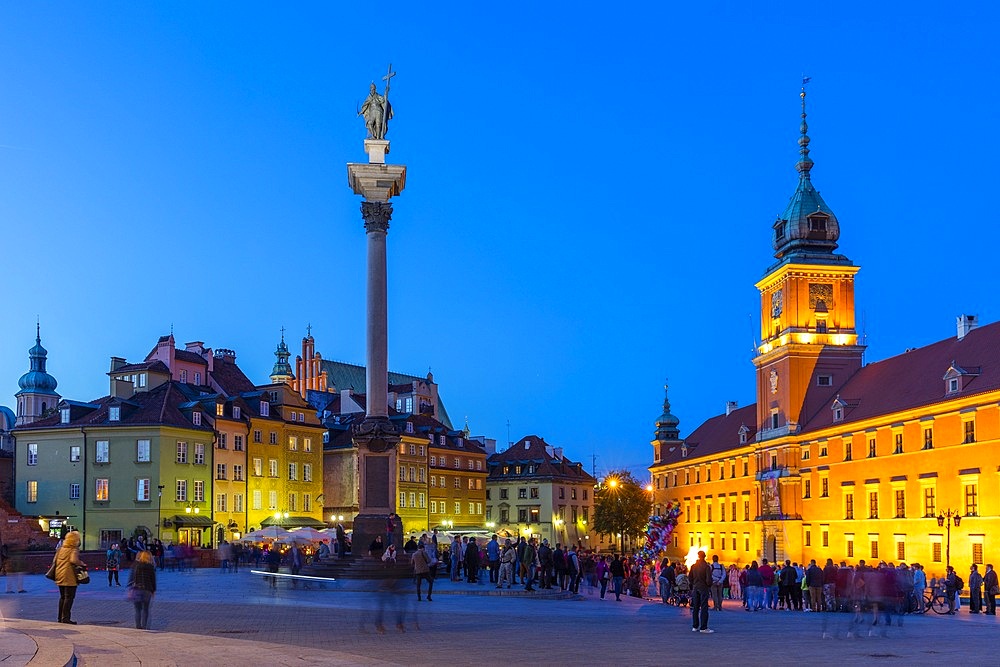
[75,566,91,585]
[125,585,137,602]
[44,560,57,581]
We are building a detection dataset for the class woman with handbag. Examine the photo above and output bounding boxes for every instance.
[53,530,86,624]
[126,550,157,629]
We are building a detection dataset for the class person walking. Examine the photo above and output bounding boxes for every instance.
[106,542,123,587]
[265,546,281,589]
[658,558,674,604]
[465,537,480,583]
[127,550,157,629]
[689,550,714,633]
[451,536,463,581]
[413,541,434,602]
[709,555,726,611]
[54,530,86,624]
[610,554,626,601]
[596,555,611,599]
[335,523,348,559]
[806,559,824,612]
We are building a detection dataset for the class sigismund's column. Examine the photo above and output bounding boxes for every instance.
[347,68,406,557]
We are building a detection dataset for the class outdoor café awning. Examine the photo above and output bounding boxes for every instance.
[170,514,214,527]
[260,516,326,529]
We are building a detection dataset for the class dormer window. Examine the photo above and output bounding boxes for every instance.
[60,408,70,424]
[192,412,202,426]
[109,406,120,422]
[457,438,464,448]
[260,401,269,417]
[405,422,414,434]
[216,404,224,416]
[738,425,750,444]
[943,362,980,395]
[233,406,241,420]
[808,214,828,232]
[774,219,787,242]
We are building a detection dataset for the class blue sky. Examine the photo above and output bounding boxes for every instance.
[1,3,996,478]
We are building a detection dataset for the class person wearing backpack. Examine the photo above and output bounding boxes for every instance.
[945,566,960,614]
[709,555,726,611]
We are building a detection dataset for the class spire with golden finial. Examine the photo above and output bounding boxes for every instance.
[796,76,813,177]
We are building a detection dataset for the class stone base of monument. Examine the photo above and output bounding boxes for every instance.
[350,513,404,562]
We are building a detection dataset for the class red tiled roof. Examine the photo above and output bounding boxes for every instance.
[108,360,170,375]
[17,382,212,433]
[174,349,208,366]
[211,357,256,395]
[801,319,1000,432]
[656,404,758,466]
[487,434,596,483]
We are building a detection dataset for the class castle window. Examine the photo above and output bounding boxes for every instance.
[964,420,976,444]
[774,220,786,241]
[771,410,779,430]
[808,215,828,232]
[923,428,933,449]
[109,406,120,422]
[948,378,959,393]
[894,433,903,454]
[816,321,827,333]
[817,375,832,387]
[833,407,843,422]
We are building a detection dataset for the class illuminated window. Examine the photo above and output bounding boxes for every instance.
[894,433,903,454]
[26,480,38,503]
[868,491,879,519]
[96,478,109,501]
[867,438,876,458]
[923,428,933,450]
[844,492,855,520]
[965,483,979,516]
[964,420,976,444]
[923,487,936,517]
[894,489,905,518]
[846,534,854,558]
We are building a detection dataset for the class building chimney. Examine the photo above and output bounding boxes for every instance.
[110,356,126,372]
[553,447,564,460]
[185,341,205,353]
[726,401,738,416]
[957,315,979,340]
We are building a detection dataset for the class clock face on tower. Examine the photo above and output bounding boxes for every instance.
[771,289,783,317]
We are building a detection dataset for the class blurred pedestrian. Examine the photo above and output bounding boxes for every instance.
[54,530,86,624]
[127,550,157,629]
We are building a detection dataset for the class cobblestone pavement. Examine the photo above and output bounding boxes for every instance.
[0,569,997,665]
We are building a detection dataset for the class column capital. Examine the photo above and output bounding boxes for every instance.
[361,201,393,234]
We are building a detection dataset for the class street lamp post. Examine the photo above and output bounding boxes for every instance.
[156,485,165,541]
[608,478,624,553]
[936,508,963,570]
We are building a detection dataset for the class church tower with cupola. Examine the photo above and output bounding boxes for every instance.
[15,324,61,426]
[269,328,294,384]
[752,87,865,442]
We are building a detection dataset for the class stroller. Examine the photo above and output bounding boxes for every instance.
[670,572,691,606]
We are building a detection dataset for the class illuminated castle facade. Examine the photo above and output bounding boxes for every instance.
[650,89,1000,573]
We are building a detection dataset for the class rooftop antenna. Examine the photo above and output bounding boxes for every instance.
[506,419,512,449]
[592,453,598,479]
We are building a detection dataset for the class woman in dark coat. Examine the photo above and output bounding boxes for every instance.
[464,538,481,583]
[127,550,157,629]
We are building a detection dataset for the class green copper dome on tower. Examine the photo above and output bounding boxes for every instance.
[771,84,850,266]
[653,382,680,443]
[16,324,58,396]
[270,328,294,382]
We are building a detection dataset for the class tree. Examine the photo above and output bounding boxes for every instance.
[593,470,652,552]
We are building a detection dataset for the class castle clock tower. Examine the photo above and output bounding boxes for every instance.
[753,87,865,443]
